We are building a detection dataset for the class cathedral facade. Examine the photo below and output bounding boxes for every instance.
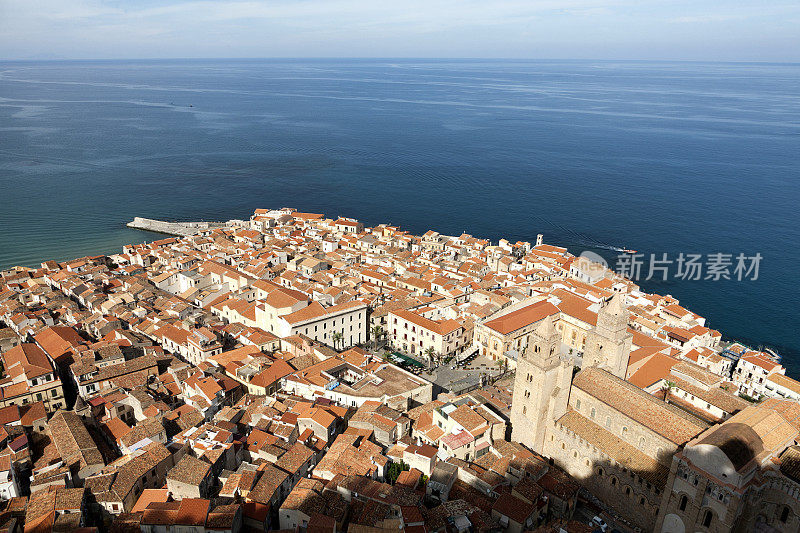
[511,294,800,532]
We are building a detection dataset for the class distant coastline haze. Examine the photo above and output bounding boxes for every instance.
[1,1,800,62]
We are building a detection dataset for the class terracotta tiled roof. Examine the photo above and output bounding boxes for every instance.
[627,352,680,389]
[131,489,170,513]
[48,410,105,471]
[167,455,210,486]
[248,463,290,504]
[493,493,536,525]
[767,373,800,395]
[483,300,559,335]
[575,366,707,444]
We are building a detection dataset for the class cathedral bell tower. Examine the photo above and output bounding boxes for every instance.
[510,313,572,453]
[584,293,632,379]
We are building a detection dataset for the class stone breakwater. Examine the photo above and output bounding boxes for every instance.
[127,217,229,236]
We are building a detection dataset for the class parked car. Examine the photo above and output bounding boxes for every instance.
[591,516,608,532]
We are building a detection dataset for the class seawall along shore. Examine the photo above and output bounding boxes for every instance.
[126,217,229,236]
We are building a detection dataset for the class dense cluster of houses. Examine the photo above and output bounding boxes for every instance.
[0,207,796,533]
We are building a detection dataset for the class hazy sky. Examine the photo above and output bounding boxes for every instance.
[2,0,799,61]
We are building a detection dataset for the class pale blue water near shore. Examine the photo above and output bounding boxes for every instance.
[1,59,799,373]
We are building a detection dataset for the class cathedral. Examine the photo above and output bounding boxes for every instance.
[511,294,800,533]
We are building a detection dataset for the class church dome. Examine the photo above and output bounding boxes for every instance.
[697,422,763,471]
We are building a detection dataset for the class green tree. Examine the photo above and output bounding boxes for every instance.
[739,392,762,404]
[424,347,436,368]
[332,331,343,351]
[386,460,410,484]
[661,380,676,402]
[371,325,384,350]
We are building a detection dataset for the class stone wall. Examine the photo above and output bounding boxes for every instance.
[547,423,662,532]
[126,217,228,236]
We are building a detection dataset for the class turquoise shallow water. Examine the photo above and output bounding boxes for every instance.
[0,59,798,372]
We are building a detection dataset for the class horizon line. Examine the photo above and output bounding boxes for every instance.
[2,56,800,65]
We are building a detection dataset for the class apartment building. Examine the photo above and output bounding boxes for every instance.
[0,343,65,412]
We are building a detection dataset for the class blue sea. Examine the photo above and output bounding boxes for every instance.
[1,59,798,373]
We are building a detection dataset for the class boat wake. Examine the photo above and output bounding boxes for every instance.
[589,243,624,252]
[578,241,637,254]
[528,214,636,254]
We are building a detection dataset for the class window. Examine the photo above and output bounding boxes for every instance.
[611,477,617,486]
[702,510,713,528]
[590,407,596,419]
[679,495,688,511]
[605,416,611,428]
[575,399,581,410]
[781,506,790,523]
